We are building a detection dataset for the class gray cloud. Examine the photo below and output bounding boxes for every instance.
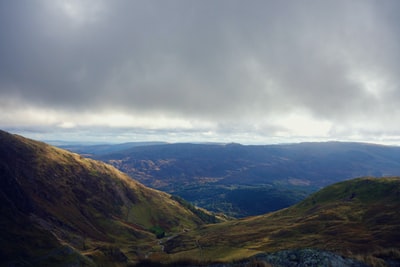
[1,0,400,143]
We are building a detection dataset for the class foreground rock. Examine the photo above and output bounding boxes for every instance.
[135,249,369,267]
[251,249,368,267]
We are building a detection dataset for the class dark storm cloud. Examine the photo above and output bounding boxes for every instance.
[1,0,400,141]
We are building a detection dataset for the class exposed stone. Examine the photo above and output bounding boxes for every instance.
[251,249,369,267]
[179,248,369,267]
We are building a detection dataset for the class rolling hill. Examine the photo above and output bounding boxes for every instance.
[64,142,400,217]
[0,130,219,266]
[163,177,400,266]
[2,130,400,266]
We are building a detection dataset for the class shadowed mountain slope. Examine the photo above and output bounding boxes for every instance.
[0,130,217,266]
[163,177,400,266]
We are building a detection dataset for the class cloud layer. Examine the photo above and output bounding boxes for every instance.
[1,0,400,143]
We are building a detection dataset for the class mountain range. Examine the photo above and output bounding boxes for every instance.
[62,141,400,217]
[2,130,400,266]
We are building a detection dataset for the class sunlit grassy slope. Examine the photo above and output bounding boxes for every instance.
[164,177,400,266]
[0,130,216,265]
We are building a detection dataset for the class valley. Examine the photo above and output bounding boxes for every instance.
[2,130,400,266]
[63,141,400,217]
[3,1,400,266]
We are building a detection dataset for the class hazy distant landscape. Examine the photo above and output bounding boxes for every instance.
[62,141,400,217]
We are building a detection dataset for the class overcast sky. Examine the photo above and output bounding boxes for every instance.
[1,0,400,144]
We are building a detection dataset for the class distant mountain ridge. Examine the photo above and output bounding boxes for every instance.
[63,141,400,217]
[58,141,168,156]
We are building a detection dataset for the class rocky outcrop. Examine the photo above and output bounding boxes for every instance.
[251,249,369,267]
[135,249,369,266]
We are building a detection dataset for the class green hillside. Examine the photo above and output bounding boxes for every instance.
[2,130,400,266]
[163,177,400,266]
[0,130,218,266]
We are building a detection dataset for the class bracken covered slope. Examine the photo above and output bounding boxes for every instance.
[0,130,212,266]
[164,177,400,266]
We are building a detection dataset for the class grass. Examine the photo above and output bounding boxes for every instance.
[0,130,212,265]
[2,130,400,266]
[163,177,400,266]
